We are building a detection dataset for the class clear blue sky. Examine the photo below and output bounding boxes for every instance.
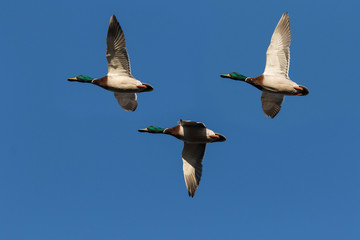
[1,0,359,239]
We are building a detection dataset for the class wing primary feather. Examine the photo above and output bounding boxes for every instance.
[261,92,284,119]
[106,15,133,77]
[114,92,138,111]
[182,143,206,197]
[263,12,291,78]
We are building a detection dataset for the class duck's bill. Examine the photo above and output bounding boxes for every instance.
[67,77,77,81]
[138,128,149,132]
[220,74,231,78]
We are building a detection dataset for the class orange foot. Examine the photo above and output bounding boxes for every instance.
[136,84,147,88]
[209,134,220,138]
[293,86,303,90]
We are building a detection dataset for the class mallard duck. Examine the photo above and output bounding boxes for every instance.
[68,15,153,111]
[221,12,309,118]
[138,120,226,197]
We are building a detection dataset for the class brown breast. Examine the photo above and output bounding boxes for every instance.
[92,76,108,88]
[164,125,180,137]
[246,75,264,91]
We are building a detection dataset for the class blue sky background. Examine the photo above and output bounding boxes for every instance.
[1,0,359,239]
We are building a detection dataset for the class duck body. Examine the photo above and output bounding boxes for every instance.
[138,120,226,197]
[92,75,152,93]
[68,15,153,111]
[221,12,309,118]
[246,74,307,96]
[164,122,225,144]
[261,75,298,95]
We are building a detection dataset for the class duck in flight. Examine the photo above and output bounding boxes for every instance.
[68,15,153,111]
[221,12,309,118]
[138,120,226,197]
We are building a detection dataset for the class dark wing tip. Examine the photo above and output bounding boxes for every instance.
[126,107,137,112]
[124,102,137,112]
[267,110,279,119]
[263,105,281,119]
[109,14,120,29]
[111,15,117,21]
[280,12,289,22]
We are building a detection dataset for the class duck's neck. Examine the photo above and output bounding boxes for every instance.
[245,75,264,90]
[231,73,248,81]
[163,125,180,136]
[148,126,166,134]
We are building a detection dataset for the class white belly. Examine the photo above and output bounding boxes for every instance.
[262,75,299,94]
[107,76,142,93]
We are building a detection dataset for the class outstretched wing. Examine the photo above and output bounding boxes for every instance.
[263,12,291,78]
[106,15,133,77]
[261,92,284,118]
[114,92,137,111]
[182,143,206,197]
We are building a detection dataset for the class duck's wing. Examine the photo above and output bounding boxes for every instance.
[263,12,291,78]
[106,15,133,77]
[182,143,206,197]
[178,120,206,128]
[114,92,137,111]
[261,92,284,118]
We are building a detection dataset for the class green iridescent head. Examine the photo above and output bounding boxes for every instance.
[68,75,94,82]
[220,72,248,81]
[138,126,165,134]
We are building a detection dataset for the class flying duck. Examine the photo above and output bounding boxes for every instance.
[221,12,309,118]
[68,15,153,111]
[138,120,226,197]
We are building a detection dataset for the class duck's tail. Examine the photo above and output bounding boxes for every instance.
[138,83,154,93]
[297,86,309,96]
